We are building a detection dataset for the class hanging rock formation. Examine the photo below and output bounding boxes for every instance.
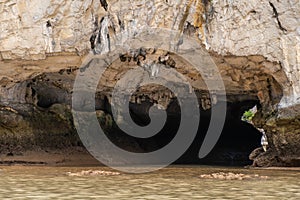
[0,0,299,166]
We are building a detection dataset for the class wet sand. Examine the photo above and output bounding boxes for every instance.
[0,148,101,167]
[1,149,300,172]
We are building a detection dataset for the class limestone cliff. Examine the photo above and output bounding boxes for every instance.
[0,0,299,166]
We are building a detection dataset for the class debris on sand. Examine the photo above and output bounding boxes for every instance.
[66,170,121,177]
[199,172,268,180]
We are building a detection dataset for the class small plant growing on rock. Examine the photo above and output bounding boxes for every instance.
[241,105,257,124]
[242,110,254,122]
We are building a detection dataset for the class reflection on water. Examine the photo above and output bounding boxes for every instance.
[0,166,299,199]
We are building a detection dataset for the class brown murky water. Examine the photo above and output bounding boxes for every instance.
[0,166,299,199]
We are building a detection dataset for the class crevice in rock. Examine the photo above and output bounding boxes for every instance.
[90,15,99,51]
[90,15,112,55]
[117,14,125,31]
[269,2,287,33]
[100,0,108,11]
[202,0,215,29]
[46,20,52,28]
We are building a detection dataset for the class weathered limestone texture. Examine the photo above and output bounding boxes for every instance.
[207,0,300,109]
[0,0,299,166]
[0,0,299,107]
[0,0,102,59]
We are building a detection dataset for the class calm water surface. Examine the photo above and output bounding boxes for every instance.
[0,165,299,199]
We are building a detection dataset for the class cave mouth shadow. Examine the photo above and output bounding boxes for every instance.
[102,99,262,166]
[176,100,262,166]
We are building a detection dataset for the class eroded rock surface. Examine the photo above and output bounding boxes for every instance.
[0,0,299,166]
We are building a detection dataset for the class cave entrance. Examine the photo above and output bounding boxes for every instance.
[122,98,263,166]
[176,100,263,166]
[101,96,263,166]
[96,49,286,167]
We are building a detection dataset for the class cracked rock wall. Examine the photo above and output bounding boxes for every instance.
[207,0,300,108]
[0,0,299,108]
[0,0,103,59]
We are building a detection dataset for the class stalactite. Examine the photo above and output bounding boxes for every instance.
[90,15,99,52]
[93,16,111,55]
[100,0,108,11]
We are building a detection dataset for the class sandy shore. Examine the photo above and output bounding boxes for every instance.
[253,167,300,171]
[1,149,300,171]
[0,148,102,167]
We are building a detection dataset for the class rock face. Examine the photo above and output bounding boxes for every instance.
[0,0,299,166]
[1,0,299,105]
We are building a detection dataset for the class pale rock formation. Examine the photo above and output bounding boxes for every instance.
[0,0,299,108]
[207,0,300,108]
[0,0,299,167]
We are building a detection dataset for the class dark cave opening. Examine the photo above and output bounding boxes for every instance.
[101,98,262,166]
[24,52,284,167]
[29,71,270,166]
[178,101,262,166]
